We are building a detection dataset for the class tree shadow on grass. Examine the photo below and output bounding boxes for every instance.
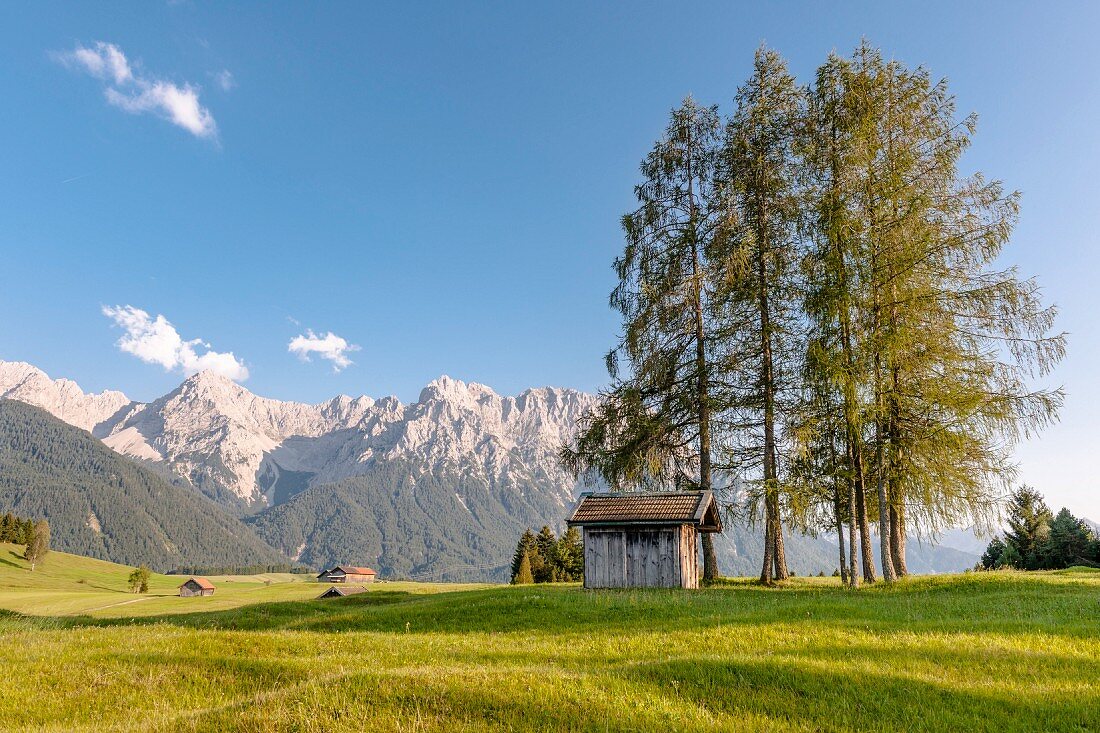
[157,647,1100,733]
[622,655,1100,733]
[0,549,25,569]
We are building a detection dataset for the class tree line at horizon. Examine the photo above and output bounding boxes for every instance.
[561,41,1064,586]
[1,511,51,571]
[510,526,584,584]
[979,486,1099,571]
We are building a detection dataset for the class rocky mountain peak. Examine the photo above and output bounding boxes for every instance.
[0,360,131,433]
[0,359,597,510]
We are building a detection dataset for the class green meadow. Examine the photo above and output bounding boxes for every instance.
[0,542,1097,732]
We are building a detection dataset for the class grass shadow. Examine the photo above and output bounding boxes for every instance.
[623,654,1100,732]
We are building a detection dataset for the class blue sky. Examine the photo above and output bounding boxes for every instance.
[1,2,1097,515]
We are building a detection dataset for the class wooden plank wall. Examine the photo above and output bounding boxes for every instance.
[582,525,699,589]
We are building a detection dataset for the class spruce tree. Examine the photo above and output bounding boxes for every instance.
[1003,487,1053,570]
[513,552,534,585]
[557,526,584,581]
[510,529,538,582]
[1042,508,1092,569]
[980,537,1006,569]
[0,512,14,542]
[534,526,559,583]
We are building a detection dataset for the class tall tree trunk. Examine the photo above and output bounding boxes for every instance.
[759,507,775,584]
[834,483,848,584]
[888,367,907,576]
[874,412,897,582]
[688,147,718,583]
[833,220,871,584]
[701,533,718,583]
[756,193,788,583]
[847,482,860,589]
[854,451,876,583]
[889,500,906,576]
[771,502,788,580]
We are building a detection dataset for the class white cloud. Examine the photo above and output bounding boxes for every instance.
[105,82,216,138]
[288,330,360,372]
[55,41,217,140]
[60,41,132,84]
[102,305,248,381]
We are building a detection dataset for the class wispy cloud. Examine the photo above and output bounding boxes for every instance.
[213,69,235,91]
[103,305,248,381]
[288,330,360,372]
[55,41,217,140]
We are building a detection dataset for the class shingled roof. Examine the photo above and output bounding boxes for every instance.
[179,577,215,590]
[334,566,376,575]
[566,491,722,532]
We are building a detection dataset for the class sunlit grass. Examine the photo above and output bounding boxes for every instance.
[0,542,1096,731]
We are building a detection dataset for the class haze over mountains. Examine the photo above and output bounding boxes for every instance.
[0,360,984,578]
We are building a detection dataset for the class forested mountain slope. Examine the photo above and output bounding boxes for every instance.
[0,400,288,571]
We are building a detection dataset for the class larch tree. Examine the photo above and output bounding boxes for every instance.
[714,48,805,584]
[803,42,1065,584]
[562,98,727,581]
[852,43,1063,576]
[802,51,875,585]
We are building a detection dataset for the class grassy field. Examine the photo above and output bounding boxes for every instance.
[0,543,1097,731]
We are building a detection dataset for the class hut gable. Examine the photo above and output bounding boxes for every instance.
[317,585,370,599]
[566,491,722,590]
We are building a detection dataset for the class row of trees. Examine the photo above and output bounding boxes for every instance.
[562,42,1064,585]
[980,487,1098,571]
[0,512,39,545]
[510,526,584,584]
[1,513,50,571]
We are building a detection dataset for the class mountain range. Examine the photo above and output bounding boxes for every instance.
[0,360,985,579]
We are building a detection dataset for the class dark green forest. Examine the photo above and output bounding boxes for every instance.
[0,400,287,572]
[246,458,575,582]
[509,525,584,583]
[979,487,1100,570]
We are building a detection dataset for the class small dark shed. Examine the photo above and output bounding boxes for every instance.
[317,585,370,600]
[178,577,215,597]
[566,491,722,589]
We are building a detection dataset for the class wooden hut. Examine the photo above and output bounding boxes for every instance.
[566,491,722,589]
[178,577,215,597]
[317,585,370,600]
[316,565,377,584]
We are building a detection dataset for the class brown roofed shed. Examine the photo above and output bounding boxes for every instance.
[178,577,215,597]
[317,566,378,583]
[567,491,722,589]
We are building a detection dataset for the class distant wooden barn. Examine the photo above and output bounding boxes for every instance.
[566,491,722,589]
[317,585,370,600]
[178,577,215,597]
[317,565,377,584]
